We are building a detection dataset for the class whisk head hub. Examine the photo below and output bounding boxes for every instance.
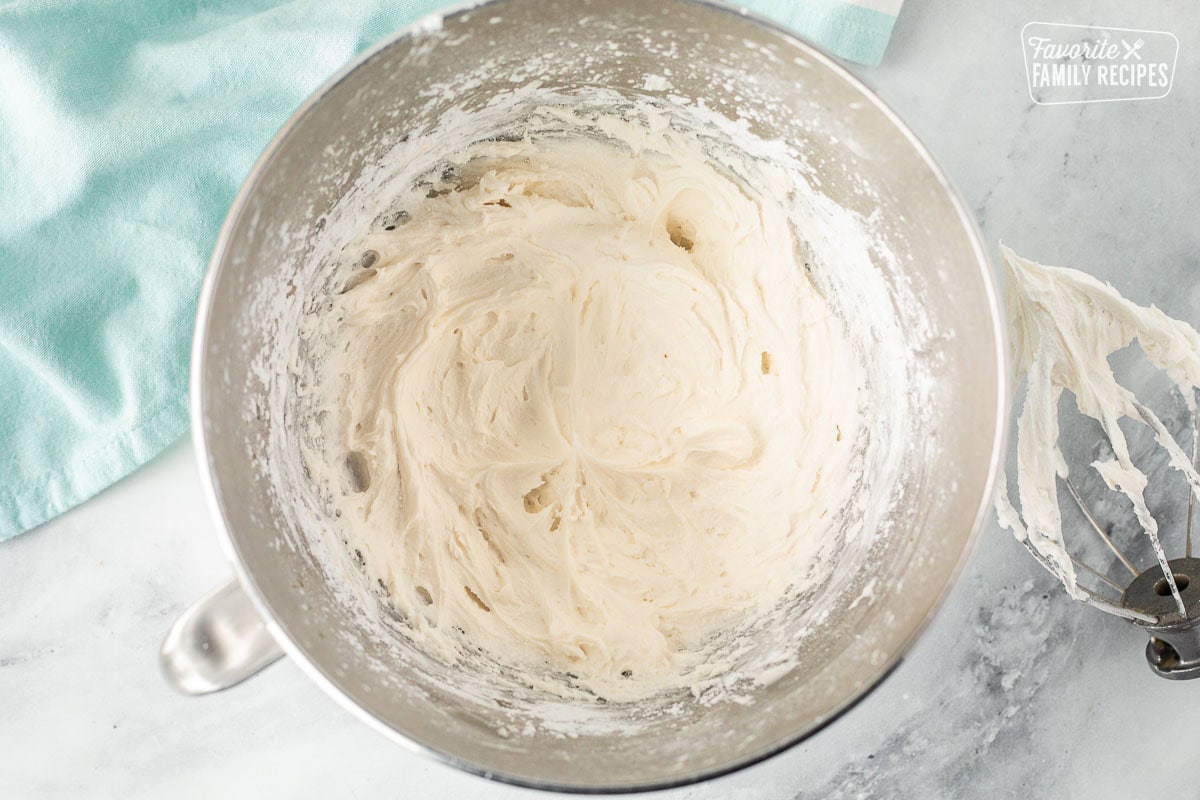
[1122,557,1200,621]
[1123,557,1200,679]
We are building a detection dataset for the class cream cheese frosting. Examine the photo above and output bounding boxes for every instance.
[302,128,864,700]
[995,245,1200,618]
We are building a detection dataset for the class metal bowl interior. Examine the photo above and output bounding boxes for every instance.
[193,0,1005,791]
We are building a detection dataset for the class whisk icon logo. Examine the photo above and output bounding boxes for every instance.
[1022,22,1178,105]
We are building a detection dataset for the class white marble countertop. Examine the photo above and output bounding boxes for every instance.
[4,0,1199,797]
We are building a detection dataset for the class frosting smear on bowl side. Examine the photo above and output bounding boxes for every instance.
[301,125,865,701]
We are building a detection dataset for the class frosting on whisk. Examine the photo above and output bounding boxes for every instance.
[996,245,1200,617]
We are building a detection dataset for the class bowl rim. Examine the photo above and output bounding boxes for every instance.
[190,0,1010,791]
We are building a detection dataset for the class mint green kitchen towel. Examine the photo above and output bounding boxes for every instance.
[0,0,903,542]
[756,0,903,66]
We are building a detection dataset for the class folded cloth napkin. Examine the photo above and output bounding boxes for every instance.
[0,0,904,542]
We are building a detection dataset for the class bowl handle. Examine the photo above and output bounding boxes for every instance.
[160,579,285,695]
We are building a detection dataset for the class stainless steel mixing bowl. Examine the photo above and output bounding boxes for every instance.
[161,0,1006,790]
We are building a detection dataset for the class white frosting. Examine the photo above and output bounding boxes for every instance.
[995,245,1200,618]
[303,128,864,699]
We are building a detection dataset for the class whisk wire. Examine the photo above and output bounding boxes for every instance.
[1014,395,1200,625]
[1070,555,1129,594]
[1064,477,1139,577]
[1188,410,1198,559]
